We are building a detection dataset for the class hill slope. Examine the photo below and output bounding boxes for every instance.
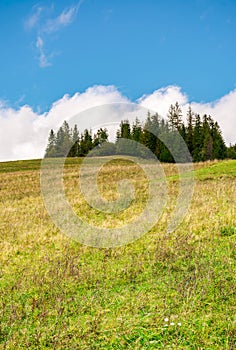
[0,159,235,349]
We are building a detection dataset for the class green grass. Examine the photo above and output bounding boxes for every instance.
[0,158,84,173]
[0,159,42,173]
[0,158,235,349]
[194,160,236,180]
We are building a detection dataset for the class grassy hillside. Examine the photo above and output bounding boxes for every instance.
[0,158,235,349]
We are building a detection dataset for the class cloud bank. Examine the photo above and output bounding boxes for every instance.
[0,85,235,161]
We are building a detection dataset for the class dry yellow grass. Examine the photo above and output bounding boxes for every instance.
[0,158,235,349]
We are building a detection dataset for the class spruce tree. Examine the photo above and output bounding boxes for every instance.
[192,114,202,162]
[186,105,194,155]
[167,102,183,131]
[45,129,56,157]
[68,124,79,157]
[79,129,93,156]
[53,121,73,157]
[227,143,236,159]
[140,112,157,155]
[201,115,213,160]
[55,126,65,157]
[131,118,142,142]
[116,120,133,155]
[93,128,108,147]
[116,120,131,139]
[211,121,227,159]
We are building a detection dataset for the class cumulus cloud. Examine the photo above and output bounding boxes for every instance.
[0,85,129,161]
[138,86,188,116]
[0,85,235,162]
[140,86,236,146]
[191,90,236,146]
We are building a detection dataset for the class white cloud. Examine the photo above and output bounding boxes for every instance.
[0,85,128,162]
[191,90,236,146]
[36,36,51,68]
[0,105,43,161]
[25,6,42,30]
[26,1,85,68]
[44,1,84,33]
[0,85,235,162]
[140,86,236,146]
[138,85,188,116]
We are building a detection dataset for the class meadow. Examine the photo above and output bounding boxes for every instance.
[0,158,235,349]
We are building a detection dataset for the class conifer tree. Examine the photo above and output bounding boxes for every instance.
[68,124,79,157]
[116,120,131,140]
[140,112,158,155]
[227,143,236,159]
[93,128,108,147]
[55,126,65,156]
[192,114,202,162]
[116,120,133,155]
[45,129,56,157]
[186,105,194,154]
[167,102,183,131]
[131,118,142,142]
[211,121,227,159]
[201,115,213,160]
[79,129,93,156]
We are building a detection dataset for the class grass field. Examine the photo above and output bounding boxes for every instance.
[0,158,236,349]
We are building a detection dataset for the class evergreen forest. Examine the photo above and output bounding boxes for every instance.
[45,103,236,162]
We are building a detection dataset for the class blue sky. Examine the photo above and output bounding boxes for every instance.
[0,0,236,111]
[0,0,236,161]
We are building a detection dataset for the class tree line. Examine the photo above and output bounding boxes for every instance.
[45,102,236,162]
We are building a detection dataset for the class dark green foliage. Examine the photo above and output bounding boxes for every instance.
[93,128,109,147]
[220,226,235,237]
[45,124,109,158]
[201,115,214,161]
[45,121,73,157]
[45,103,233,162]
[116,120,131,140]
[89,142,116,156]
[211,121,227,159]
[192,114,202,162]
[186,106,194,154]
[140,112,159,154]
[68,124,79,157]
[196,115,227,161]
[79,129,93,156]
[167,102,183,131]
[115,138,135,156]
[45,129,56,157]
[131,118,142,142]
[227,143,236,159]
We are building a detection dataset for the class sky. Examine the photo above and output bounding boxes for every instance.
[0,0,236,161]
